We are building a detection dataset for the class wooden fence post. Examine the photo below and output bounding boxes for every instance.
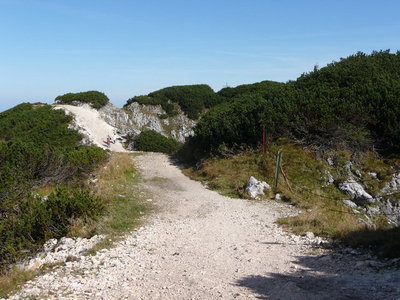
[262,126,267,154]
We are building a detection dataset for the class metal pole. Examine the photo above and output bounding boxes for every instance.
[274,151,282,188]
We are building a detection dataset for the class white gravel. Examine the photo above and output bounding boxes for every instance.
[8,152,400,299]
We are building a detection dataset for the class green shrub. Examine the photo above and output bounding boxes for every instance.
[0,103,82,147]
[218,80,285,99]
[0,188,104,266]
[125,85,223,119]
[185,50,400,156]
[125,95,178,116]
[0,103,108,267]
[134,130,181,154]
[189,94,293,155]
[55,91,109,109]
[66,146,108,175]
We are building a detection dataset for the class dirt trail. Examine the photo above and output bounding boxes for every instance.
[11,152,400,299]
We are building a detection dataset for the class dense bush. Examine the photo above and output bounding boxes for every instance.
[0,103,82,147]
[292,50,400,150]
[218,80,285,99]
[55,91,109,109]
[190,95,272,153]
[187,50,400,156]
[134,130,181,154]
[125,85,223,119]
[0,188,103,265]
[0,103,107,266]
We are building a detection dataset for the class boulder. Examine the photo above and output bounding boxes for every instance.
[380,199,400,225]
[324,170,334,185]
[338,180,375,205]
[245,176,271,199]
[381,173,400,194]
[366,206,380,216]
[342,199,358,209]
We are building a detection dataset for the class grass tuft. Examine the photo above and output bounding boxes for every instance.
[0,268,36,298]
[88,152,149,252]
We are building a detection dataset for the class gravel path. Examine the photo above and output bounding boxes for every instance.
[10,153,400,299]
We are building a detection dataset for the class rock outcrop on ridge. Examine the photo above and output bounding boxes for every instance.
[99,102,196,144]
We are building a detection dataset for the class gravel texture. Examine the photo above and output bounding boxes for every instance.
[8,153,400,299]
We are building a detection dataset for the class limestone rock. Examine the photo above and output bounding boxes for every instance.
[324,170,334,185]
[20,235,104,271]
[338,180,375,205]
[381,172,400,194]
[342,199,358,209]
[366,206,380,216]
[380,199,400,225]
[245,176,271,199]
[99,102,197,145]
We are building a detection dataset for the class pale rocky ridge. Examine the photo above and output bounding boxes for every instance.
[98,102,196,145]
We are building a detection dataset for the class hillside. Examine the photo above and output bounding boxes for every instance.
[188,50,400,154]
[1,51,400,298]
[0,103,109,268]
[180,50,400,257]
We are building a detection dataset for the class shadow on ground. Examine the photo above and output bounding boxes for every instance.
[236,251,400,300]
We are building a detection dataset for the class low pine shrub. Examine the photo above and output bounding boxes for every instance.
[134,130,181,154]
[55,91,109,109]
[0,188,104,266]
[125,85,223,119]
[0,103,108,268]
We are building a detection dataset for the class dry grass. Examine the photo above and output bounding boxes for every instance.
[183,139,376,240]
[185,140,400,256]
[89,152,149,248]
[0,153,149,297]
[0,268,36,298]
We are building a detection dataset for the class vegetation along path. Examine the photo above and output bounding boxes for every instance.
[8,152,399,299]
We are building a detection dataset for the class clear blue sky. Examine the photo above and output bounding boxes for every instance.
[1,0,400,112]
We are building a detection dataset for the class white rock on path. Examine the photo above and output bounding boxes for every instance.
[245,176,271,199]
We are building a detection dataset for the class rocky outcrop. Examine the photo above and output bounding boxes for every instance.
[335,167,400,226]
[245,176,271,199]
[98,102,196,144]
[338,179,375,205]
[18,235,104,271]
[381,172,400,194]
